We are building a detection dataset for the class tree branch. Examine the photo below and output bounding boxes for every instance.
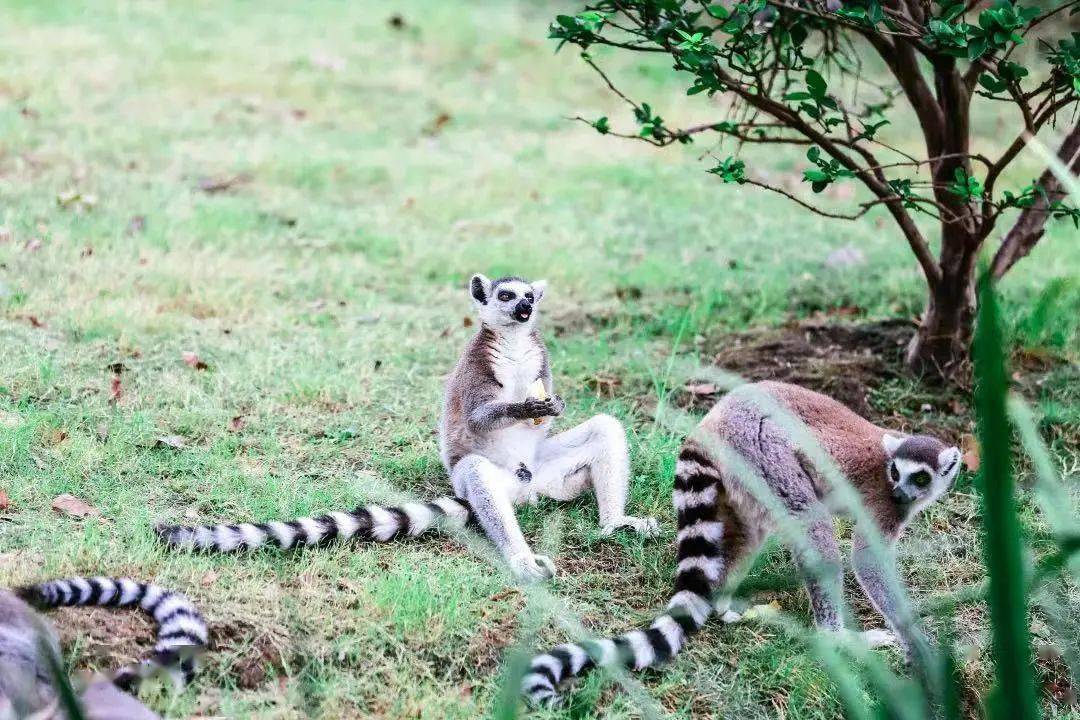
[990,126,1080,280]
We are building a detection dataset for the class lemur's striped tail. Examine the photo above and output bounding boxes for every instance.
[155,496,473,553]
[522,443,729,705]
[16,577,208,691]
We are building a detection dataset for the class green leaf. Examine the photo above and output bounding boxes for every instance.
[979,73,1008,93]
[705,3,730,19]
[973,274,1040,720]
[805,69,827,98]
[804,169,830,182]
[968,37,988,60]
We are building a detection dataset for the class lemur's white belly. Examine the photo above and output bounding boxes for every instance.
[485,332,549,473]
[482,423,546,471]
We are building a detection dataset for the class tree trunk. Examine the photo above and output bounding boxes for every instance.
[905,266,977,379]
[905,220,979,380]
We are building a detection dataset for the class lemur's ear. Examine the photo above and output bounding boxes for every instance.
[470,274,492,305]
[881,434,905,457]
[939,447,962,477]
[531,279,547,302]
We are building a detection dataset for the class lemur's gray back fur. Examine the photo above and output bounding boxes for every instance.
[1,577,208,718]
[523,381,960,705]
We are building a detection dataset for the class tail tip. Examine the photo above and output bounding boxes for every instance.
[153,523,188,546]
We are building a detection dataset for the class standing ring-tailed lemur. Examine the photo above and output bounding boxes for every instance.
[1,577,207,719]
[157,274,658,580]
[522,380,962,704]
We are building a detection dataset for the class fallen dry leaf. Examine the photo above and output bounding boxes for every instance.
[423,111,452,136]
[24,238,42,252]
[196,174,251,194]
[462,316,474,328]
[228,415,246,432]
[182,351,209,370]
[156,435,187,449]
[51,494,100,518]
[108,374,122,405]
[585,374,621,397]
[686,382,719,396]
[961,434,980,472]
[0,490,10,511]
[126,215,146,236]
[56,190,97,212]
[200,571,219,587]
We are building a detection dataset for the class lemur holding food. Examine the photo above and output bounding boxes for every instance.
[157,274,658,580]
[1,577,207,719]
[522,380,962,705]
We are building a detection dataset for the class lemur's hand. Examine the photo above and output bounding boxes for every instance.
[517,396,563,419]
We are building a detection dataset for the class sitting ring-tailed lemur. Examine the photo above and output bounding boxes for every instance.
[522,380,962,704]
[157,274,658,580]
[1,577,207,719]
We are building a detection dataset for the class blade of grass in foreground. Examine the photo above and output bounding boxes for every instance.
[973,272,1039,720]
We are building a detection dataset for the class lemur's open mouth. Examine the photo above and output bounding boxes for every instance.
[513,307,532,322]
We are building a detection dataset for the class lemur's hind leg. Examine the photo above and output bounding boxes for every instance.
[531,414,659,537]
[737,415,846,631]
[451,454,554,581]
[791,509,845,631]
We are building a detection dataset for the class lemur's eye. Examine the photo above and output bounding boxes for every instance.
[497,290,515,302]
[889,463,900,484]
[910,470,932,487]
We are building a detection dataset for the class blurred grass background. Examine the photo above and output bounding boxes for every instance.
[0,1,1077,718]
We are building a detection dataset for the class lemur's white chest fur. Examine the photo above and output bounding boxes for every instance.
[483,330,549,470]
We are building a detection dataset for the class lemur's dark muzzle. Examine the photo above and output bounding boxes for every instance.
[892,487,915,505]
[513,299,533,322]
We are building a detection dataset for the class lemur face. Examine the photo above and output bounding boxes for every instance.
[882,434,962,511]
[469,274,547,329]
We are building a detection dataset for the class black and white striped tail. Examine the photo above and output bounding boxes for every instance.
[16,577,208,691]
[155,496,472,553]
[522,443,727,705]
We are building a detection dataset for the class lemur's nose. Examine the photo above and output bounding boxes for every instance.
[513,299,533,321]
[892,487,914,505]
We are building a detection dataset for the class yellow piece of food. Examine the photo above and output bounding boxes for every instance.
[528,379,547,425]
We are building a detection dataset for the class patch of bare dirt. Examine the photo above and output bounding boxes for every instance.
[679,319,915,417]
[212,621,287,690]
[54,606,155,670]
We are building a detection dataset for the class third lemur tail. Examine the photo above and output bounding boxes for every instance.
[16,577,208,691]
[522,443,732,705]
[156,496,473,553]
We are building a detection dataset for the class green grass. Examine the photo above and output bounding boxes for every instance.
[1,1,1078,718]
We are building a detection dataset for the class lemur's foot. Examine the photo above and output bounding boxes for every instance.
[599,516,660,538]
[720,610,744,624]
[509,553,556,582]
[859,628,899,649]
